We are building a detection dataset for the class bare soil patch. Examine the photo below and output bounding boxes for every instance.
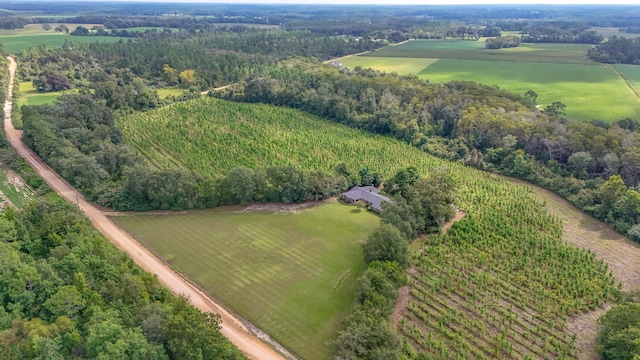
[523,181,640,359]
[567,305,611,360]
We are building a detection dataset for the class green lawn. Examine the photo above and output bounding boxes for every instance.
[18,81,76,106]
[0,34,123,54]
[112,202,379,360]
[156,87,187,99]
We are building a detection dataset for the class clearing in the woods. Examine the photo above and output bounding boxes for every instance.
[111,201,380,360]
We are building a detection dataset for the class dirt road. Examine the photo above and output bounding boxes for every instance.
[3,56,288,360]
[324,38,414,64]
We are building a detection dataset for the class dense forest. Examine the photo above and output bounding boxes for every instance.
[588,36,640,64]
[0,197,243,359]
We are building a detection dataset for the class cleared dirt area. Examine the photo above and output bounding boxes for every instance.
[526,182,640,360]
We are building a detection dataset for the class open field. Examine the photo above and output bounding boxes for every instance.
[17,81,76,106]
[112,201,379,360]
[0,23,103,36]
[119,26,179,33]
[0,34,123,54]
[340,40,640,122]
[156,86,187,99]
[363,40,594,65]
[118,97,620,358]
[418,60,640,121]
[0,167,37,209]
[616,64,640,92]
[335,56,438,75]
[590,27,640,39]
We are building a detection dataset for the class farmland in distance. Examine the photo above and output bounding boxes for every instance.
[340,40,640,122]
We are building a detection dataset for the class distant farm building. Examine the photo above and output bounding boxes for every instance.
[342,186,391,212]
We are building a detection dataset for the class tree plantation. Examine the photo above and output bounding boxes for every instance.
[2,2,640,360]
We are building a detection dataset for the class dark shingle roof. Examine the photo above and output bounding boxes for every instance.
[342,186,391,212]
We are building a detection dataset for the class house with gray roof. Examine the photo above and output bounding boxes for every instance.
[342,186,391,212]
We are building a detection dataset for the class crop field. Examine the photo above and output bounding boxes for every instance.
[117,97,446,178]
[112,202,379,360]
[336,56,438,75]
[0,167,37,209]
[417,60,640,121]
[340,40,640,122]
[0,23,104,36]
[0,32,122,54]
[363,40,593,65]
[616,64,640,91]
[118,97,619,359]
[119,27,178,33]
[590,27,640,39]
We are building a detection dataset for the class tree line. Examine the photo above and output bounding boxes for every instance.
[588,36,640,64]
[484,35,521,49]
[16,94,388,211]
[0,198,244,359]
[216,58,640,242]
[334,167,456,359]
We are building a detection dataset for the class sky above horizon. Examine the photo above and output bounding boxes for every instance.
[157,0,634,3]
[75,0,640,4]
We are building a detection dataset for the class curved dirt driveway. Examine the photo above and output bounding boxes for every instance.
[3,56,287,360]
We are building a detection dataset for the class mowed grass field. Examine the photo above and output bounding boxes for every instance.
[112,202,379,360]
[17,81,76,106]
[341,40,640,122]
[118,97,619,358]
[0,23,123,53]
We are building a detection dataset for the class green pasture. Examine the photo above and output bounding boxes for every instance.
[156,87,187,99]
[337,56,437,75]
[17,81,76,106]
[418,59,640,121]
[0,23,103,36]
[112,202,379,360]
[0,34,122,54]
[616,64,640,91]
[363,40,593,65]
